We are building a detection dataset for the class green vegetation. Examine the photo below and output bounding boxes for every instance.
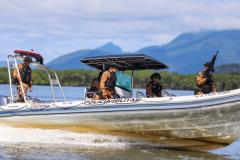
[1,67,240,91]
[215,63,240,74]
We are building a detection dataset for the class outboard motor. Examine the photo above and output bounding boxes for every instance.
[0,96,8,106]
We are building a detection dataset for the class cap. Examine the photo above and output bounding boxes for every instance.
[151,73,161,80]
[24,56,32,62]
[110,63,119,69]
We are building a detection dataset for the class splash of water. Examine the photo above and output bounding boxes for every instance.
[0,125,130,148]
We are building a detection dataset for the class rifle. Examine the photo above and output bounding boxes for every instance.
[203,51,219,82]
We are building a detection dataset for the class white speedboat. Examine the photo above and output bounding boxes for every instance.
[0,51,240,150]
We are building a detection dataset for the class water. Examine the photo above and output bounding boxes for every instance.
[0,84,239,160]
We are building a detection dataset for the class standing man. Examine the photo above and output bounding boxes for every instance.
[13,56,32,102]
[195,62,216,95]
[146,73,163,97]
[100,64,118,99]
[195,52,218,95]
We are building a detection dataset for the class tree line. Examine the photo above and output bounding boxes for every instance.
[0,67,240,91]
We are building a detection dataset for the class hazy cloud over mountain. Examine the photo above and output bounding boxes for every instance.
[0,0,240,62]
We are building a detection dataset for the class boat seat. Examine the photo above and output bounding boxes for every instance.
[115,86,132,98]
[0,96,9,106]
[84,88,96,99]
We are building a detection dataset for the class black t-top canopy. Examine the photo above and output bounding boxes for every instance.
[80,54,168,71]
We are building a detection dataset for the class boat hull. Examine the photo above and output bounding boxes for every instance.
[1,89,240,150]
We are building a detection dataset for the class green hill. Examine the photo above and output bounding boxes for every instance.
[215,63,240,74]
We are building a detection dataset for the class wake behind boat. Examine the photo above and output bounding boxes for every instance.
[0,51,240,150]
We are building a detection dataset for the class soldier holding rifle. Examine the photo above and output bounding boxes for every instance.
[194,51,219,95]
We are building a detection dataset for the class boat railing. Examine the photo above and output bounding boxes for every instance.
[34,63,67,102]
[7,54,67,103]
[136,91,146,98]
[136,90,176,98]
[7,54,27,103]
[163,90,176,97]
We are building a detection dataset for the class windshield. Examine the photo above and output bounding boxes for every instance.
[116,71,132,92]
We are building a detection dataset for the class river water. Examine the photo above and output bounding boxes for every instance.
[0,84,239,160]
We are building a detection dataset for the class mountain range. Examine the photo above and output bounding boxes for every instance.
[47,42,123,70]
[46,29,240,73]
[137,30,240,73]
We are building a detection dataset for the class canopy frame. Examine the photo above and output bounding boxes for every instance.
[81,54,168,97]
[80,54,168,71]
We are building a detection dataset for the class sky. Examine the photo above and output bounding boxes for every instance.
[0,0,240,62]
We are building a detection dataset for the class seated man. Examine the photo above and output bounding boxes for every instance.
[100,64,119,99]
[88,72,103,99]
[13,56,33,102]
[146,73,163,97]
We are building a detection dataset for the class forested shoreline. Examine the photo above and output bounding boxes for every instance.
[0,67,240,91]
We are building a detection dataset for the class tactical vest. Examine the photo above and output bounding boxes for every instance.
[196,71,213,94]
[20,64,32,84]
[150,82,162,97]
[105,71,117,90]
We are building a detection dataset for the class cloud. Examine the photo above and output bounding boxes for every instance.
[0,0,240,61]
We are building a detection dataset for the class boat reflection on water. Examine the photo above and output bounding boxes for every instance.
[0,143,229,160]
